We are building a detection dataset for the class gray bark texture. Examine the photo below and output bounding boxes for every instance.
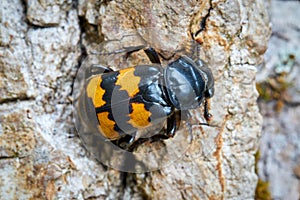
[256,1,300,199]
[0,0,270,199]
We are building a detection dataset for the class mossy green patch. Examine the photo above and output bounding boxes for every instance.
[254,151,272,200]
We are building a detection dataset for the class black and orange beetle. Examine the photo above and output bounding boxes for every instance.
[79,46,214,151]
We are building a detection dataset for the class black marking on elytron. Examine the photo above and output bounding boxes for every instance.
[133,65,169,105]
[93,70,135,135]
[132,65,173,124]
[92,65,176,136]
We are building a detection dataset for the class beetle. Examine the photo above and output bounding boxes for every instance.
[80,47,214,150]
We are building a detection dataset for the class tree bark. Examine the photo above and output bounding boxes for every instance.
[256,1,300,199]
[0,0,270,199]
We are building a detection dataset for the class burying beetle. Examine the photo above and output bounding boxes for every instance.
[79,41,215,151]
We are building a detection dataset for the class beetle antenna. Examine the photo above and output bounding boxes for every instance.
[204,98,213,122]
[195,41,200,59]
[184,39,201,60]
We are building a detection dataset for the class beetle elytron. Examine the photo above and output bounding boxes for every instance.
[81,46,215,150]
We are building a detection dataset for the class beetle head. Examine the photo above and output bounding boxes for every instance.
[165,56,214,110]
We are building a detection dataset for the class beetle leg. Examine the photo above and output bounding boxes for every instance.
[124,46,145,59]
[165,110,181,138]
[123,46,162,64]
[85,64,114,78]
[136,110,182,142]
[144,47,161,64]
[126,137,150,152]
[126,111,181,151]
[112,134,136,150]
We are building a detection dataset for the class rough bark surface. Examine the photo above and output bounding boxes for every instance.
[0,0,270,199]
